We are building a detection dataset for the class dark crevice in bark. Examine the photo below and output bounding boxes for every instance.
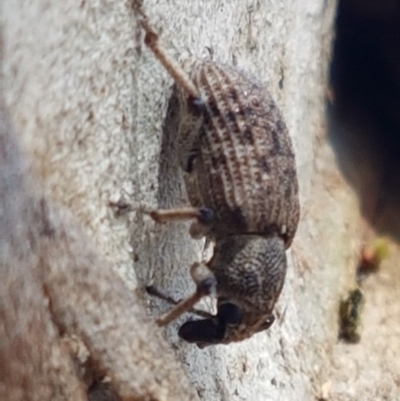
[329,0,400,241]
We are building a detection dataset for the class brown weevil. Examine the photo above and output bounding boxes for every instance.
[134,1,300,346]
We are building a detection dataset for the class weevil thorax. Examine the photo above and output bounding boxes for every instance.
[178,234,286,347]
[209,234,287,343]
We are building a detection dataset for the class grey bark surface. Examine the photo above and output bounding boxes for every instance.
[0,103,200,401]
[2,0,399,400]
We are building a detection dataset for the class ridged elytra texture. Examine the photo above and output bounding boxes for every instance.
[169,59,300,345]
[177,60,300,246]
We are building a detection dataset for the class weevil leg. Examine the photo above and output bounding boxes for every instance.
[189,261,217,295]
[133,2,200,100]
[156,262,216,326]
[146,285,214,319]
[146,285,180,305]
[146,206,200,223]
[147,206,214,228]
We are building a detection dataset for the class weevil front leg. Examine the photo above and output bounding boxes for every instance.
[146,285,215,319]
[155,261,217,326]
[134,1,200,100]
[146,206,215,239]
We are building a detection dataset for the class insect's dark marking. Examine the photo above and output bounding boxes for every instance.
[245,106,259,117]
[205,99,220,118]
[258,156,271,174]
[206,150,229,171]
[242,127,253,143]
[187,95,206,116]
[217,302,242,325]
[210,155,219,169]
[226,87,239,102]
[224,107,255,146]
[178,318,225,345]
[276,119,286,132]
[225,110,236,124]
[282,168,296,197]
[258,224,279,238]
[185,147,200,173]
[230,206,247,231]
[284,183,293,201]
[197,275,217,295]
[242,271,259,295]
[198,207,215,224]
[265,186,273,197]
[186,154,196,173]
[250,97,261,109]
[270,126,283,156]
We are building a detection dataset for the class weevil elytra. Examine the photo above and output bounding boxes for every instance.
[134,1,300,347]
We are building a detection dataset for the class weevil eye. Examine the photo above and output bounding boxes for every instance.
[217,302,242,325]
[178,318,224,344]
[253,315,275,334]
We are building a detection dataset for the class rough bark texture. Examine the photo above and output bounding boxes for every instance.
[0,103,199,401]
[2,0,399,400]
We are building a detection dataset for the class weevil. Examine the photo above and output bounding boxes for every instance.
[134,2,300,347]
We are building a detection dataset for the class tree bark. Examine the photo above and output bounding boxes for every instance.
[3,1,397,401]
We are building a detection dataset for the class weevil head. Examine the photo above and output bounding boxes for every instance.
[179,300,275,348]
[179,234,287,347]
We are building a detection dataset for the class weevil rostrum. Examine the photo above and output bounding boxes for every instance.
[134,2,300,347]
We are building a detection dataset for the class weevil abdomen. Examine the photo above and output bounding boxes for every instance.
[178,60,300,246]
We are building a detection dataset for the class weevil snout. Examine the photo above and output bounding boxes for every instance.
[178,302,243,347]
[179,301,275,347]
